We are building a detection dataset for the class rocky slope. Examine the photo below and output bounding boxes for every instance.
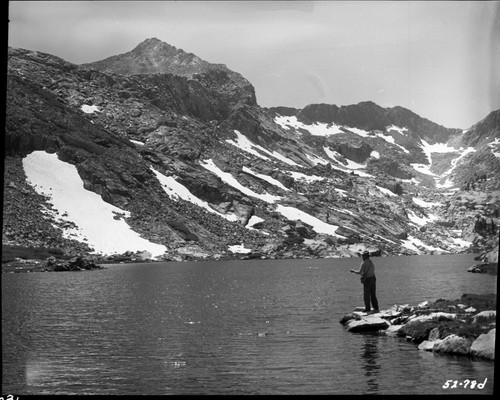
[3,39,500,262]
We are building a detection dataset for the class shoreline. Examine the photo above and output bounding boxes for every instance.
[2,255,497,274]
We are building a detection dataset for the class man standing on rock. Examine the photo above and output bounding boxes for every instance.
[350,251,379,313]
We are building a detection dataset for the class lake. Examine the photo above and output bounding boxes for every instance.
[1,254,496,395]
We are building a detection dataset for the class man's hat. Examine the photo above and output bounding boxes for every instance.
[362,251,370,258]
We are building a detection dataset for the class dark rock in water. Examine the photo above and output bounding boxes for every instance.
[46,256,103,271]
[241,252,263,260]
[467,263,497,274]
[339,314,356,324]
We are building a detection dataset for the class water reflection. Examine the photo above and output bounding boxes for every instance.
[361,333,381,393]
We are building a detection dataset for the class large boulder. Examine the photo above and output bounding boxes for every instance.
[344,314,390,333]
[472,310,496,323]
[469,329,495,360]
[433,334,473,356]
[232,201,254,225]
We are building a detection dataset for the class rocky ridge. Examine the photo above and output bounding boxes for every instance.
[3,39,500,263]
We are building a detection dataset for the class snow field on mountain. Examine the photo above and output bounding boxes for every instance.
[273,117,485,188]
[412,141,476,189]
[420,140,458,164]
[401,235,446,253]
[200,159,356,238]
[23,151,168,258]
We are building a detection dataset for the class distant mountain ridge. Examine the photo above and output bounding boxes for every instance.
[4,38,500,263]
[269,102,462,145]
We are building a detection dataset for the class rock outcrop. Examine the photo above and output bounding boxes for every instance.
[46,256,104,271]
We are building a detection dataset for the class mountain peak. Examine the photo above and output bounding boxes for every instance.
[80,38,257,106]
[81,37,206,77]
[132,38,191,60]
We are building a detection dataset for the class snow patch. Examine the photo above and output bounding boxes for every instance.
[410,163,437,176]
[200,159,281,203]
[305,152,330,165]
[23,151,167,258]
[81,104,100,114]
[228,244,252,254]
[420,139,457,164]
[246,215,265,228]
[323,147,374,177]
[451,237,472,248]
[401,235,447,253]
[376,185,398,197]
[334,188,348,197]
[412,197,441,208]
[288,171,324,183]
[242,166,290,191]
[151,167,239,222]
[226,130,300,167]
[488,137,500,158]
[407,210,439,227]
[274,115,344,136]
[386,125,408,134]
[344,126,370,137]
[275,205,345,238]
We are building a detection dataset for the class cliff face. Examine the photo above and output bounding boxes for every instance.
[4,39,500,261]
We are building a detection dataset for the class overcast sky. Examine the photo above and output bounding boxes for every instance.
[8,1,500,129]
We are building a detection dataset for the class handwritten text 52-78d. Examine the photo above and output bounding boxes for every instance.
[442,378,487,389]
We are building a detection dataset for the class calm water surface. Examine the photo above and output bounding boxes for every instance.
[2,254,496,395]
